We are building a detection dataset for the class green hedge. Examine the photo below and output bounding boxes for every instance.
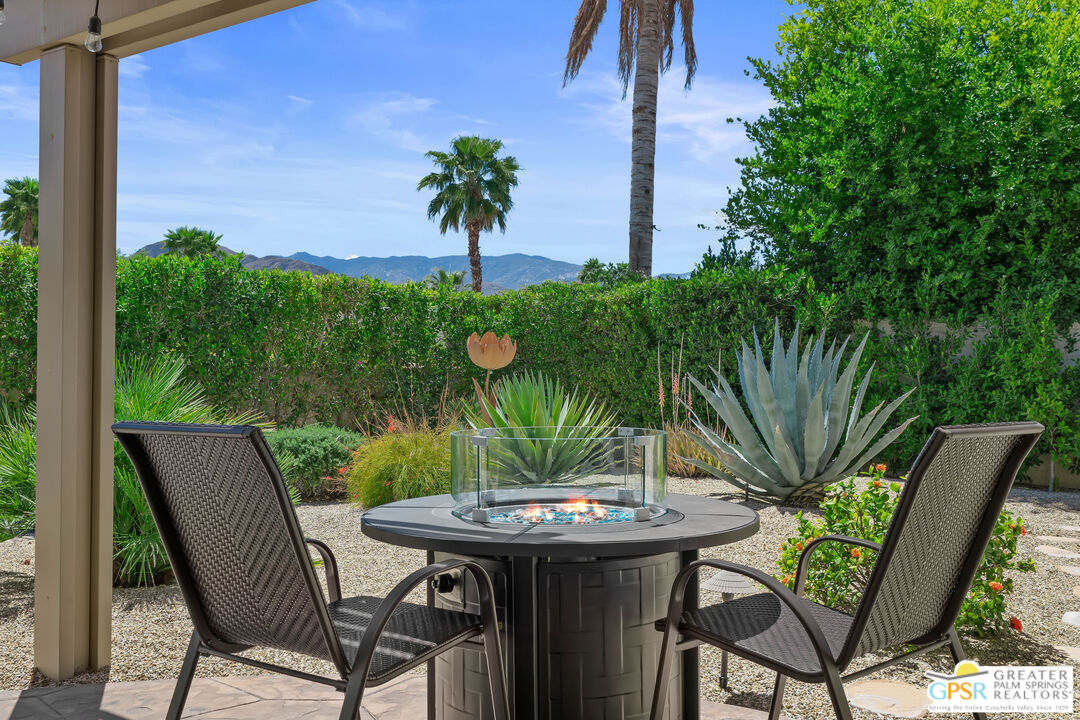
[1,247,1076,474]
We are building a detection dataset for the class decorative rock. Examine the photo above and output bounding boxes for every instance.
[1055,646,1080,663]
[848,679,929,718]
[1035,535,1080,544]
[1063,612,1080,628]
[1057,566,1080,577]
[1037,545,1080,559]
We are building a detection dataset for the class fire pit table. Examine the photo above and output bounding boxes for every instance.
[361,426,758,720]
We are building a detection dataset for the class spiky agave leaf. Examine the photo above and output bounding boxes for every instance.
[687,322,916,501]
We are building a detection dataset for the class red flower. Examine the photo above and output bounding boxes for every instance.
[1020,526,1026,536]
[988,581,1003,592]
[337,467,348,475]
[1010,617,1023,632]
[387,418,397,433]
[874,463,887,473]
[321,476,332,482]
[851,548,861,559]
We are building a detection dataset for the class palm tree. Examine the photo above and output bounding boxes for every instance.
[162,226,225,258]
[0,177,39,247]
[425,267,467,291]
[418,136,521,293]
[564,0,697,277]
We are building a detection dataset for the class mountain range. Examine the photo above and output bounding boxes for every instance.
[135,243,582,289]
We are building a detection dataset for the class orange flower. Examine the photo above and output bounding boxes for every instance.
[1010,617,1023,632]
[795,542,804,551]
[872,480,882,488]
[387,418,397,433]
[337,467,348,475]
[988,581,1003,592]
[467,332,517,370]
[875,463,887,473]
[1020,526,1026,536]
[851,548,861,559]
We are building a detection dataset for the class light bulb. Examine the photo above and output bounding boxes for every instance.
[85,15,103,53]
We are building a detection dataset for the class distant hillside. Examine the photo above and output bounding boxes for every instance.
[289,252,581,289]
[134,244,580,287]
[135,242,331,275]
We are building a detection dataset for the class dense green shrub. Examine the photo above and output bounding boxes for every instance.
[0,250,1077,477]
[721,0,1080,321]
[777,467,1034,636]
[0,403,35,540]
[348,424,451,508]
[264,424,365,499]
[0,245,36,405]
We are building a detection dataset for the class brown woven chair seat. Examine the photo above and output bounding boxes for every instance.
[329,596,482,681]
[679,593,853,678]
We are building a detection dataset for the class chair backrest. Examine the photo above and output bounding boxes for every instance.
[112,421,348,674]
[841,422,1042,664]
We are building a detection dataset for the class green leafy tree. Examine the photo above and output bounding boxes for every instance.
[577,258,644,287]
[0,178,39,247]
[162,225,225,258]
[722,0,1080,319]
[564,1,697,277]
[425,267,466,292]
[418,136,520,293]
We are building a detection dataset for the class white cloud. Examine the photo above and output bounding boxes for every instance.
[561,69,772,162]
[0,83,38,121]
[332,1,408,31]
[287,94,314,109]
[345,254,359,259]
[354,92,437,152]
[119,55,150,79]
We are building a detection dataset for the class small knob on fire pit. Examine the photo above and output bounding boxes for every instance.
[433,573,457,593]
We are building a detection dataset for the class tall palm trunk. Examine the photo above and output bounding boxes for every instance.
[629,0,661,277]
[467,220,483,293]
[18,212,35,248]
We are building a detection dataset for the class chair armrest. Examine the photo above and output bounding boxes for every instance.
[304,538,342,603]
[659,558,840,676]
[795,535,882,597]
[347,559,501,678]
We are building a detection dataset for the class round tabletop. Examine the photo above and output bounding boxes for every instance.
[360,493,759,559]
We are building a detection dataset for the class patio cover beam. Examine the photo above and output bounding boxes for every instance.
[0,0,314,66]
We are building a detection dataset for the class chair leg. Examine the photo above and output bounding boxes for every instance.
[166,632,202,720]
[482,627,511,720]
[768,673,787,720]
[338,671,368,720]
[648,622,680,720]
[946,628,987,720]
[822,666,854,720]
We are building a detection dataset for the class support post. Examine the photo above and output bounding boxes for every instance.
[35,44,117,680]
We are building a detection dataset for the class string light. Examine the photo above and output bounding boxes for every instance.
[85,1,103,53]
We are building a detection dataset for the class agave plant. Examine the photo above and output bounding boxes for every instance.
[684,321,917,502]
[465,370,618,484]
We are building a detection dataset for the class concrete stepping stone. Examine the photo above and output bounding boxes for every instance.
[1059,525,1080,533]
[1063,612,1080,628]
[1057,566,1080,577]
[1036,535,1080,544]
[848,679,929,718]
[1037,545,1080,559]
[1055,646,1080,663]
[1073,586,1080,599]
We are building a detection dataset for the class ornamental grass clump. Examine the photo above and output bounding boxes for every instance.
[685,320,917,502]
[348,417,452,509]
[776,465,1034,637]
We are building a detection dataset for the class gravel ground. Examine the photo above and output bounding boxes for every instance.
[1,479,1077,719]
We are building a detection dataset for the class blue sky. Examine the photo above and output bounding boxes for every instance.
[0,0,793,274]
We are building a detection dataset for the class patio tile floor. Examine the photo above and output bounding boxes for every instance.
[0,674,784,719]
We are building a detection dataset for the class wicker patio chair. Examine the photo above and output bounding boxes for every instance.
[650,422,1043,720]
[113,421,510,720]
